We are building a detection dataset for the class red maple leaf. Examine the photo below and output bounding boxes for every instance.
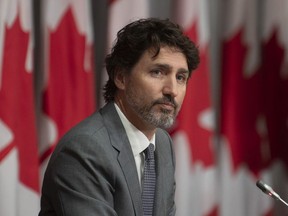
[172,22,215,167]
[220,29,268,174]
[0,16,39,192]
[40,7,95,163]
[261,31,288,167]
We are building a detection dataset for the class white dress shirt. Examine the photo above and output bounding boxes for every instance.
[114,103,155,186]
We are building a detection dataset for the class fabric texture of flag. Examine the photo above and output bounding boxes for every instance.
[219,1,288,215]
[171,0,217,215]
[38,0,95,179]
[260,1,288,214]
[0,0,40,215]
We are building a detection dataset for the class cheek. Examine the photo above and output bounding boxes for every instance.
[129,76,163,101]
[126,81,151,103]
[140,81,161,97]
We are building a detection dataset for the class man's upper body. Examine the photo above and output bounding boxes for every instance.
[39,18,199,215]
[39,102,176,216]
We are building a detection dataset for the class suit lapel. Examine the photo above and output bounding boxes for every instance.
[117,146,143,215]
[100,103,142,215]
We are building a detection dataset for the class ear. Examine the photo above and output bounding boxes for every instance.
[114,69,126,90]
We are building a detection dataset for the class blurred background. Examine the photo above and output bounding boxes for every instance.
[0,0,287,215]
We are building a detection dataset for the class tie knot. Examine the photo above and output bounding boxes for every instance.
[144,144,154,160]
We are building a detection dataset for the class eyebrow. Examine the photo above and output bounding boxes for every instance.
[153,63,189,74]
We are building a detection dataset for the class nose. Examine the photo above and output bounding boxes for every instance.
[162,76,178,98]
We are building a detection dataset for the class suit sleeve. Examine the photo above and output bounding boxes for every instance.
[168,135,176,216]
[39,135,118,216]
[158,129,176,216]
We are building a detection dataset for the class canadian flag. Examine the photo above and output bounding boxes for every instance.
[260,0,288,215]
[219,1,285,215]
[171,1,217,216]
[0,0,40,215]
[38,0,95,179]
[108,0,149,50]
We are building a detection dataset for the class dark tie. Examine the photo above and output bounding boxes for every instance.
[142,144,156,216]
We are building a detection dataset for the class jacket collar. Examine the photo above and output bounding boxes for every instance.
[100,102,170,216]
[100,102,143,215]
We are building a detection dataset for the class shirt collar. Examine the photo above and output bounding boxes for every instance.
[114,103,155,156]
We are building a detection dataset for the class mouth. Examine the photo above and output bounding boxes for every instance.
[157,103,175,111]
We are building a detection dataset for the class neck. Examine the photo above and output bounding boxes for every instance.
[114,97,156,140]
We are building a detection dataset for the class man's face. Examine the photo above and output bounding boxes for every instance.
[121,46,189,129]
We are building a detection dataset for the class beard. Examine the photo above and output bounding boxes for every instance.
[126,86,179,129]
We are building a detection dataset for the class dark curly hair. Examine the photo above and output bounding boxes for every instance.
[104,18,200,103]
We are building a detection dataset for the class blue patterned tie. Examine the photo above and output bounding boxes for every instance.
[142,144,156,216]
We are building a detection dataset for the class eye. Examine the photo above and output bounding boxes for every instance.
[176,73,188,84]
[150,69,164,77]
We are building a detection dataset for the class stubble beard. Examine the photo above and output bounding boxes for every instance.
[126,87,179,129]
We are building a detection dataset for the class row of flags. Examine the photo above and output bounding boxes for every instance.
[172,0,288,216]
[0,0,95,215]
[0,0,287,216]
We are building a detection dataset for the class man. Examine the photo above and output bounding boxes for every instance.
[39,18,199,216]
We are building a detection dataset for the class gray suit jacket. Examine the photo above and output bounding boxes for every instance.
[39,102,176,216]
